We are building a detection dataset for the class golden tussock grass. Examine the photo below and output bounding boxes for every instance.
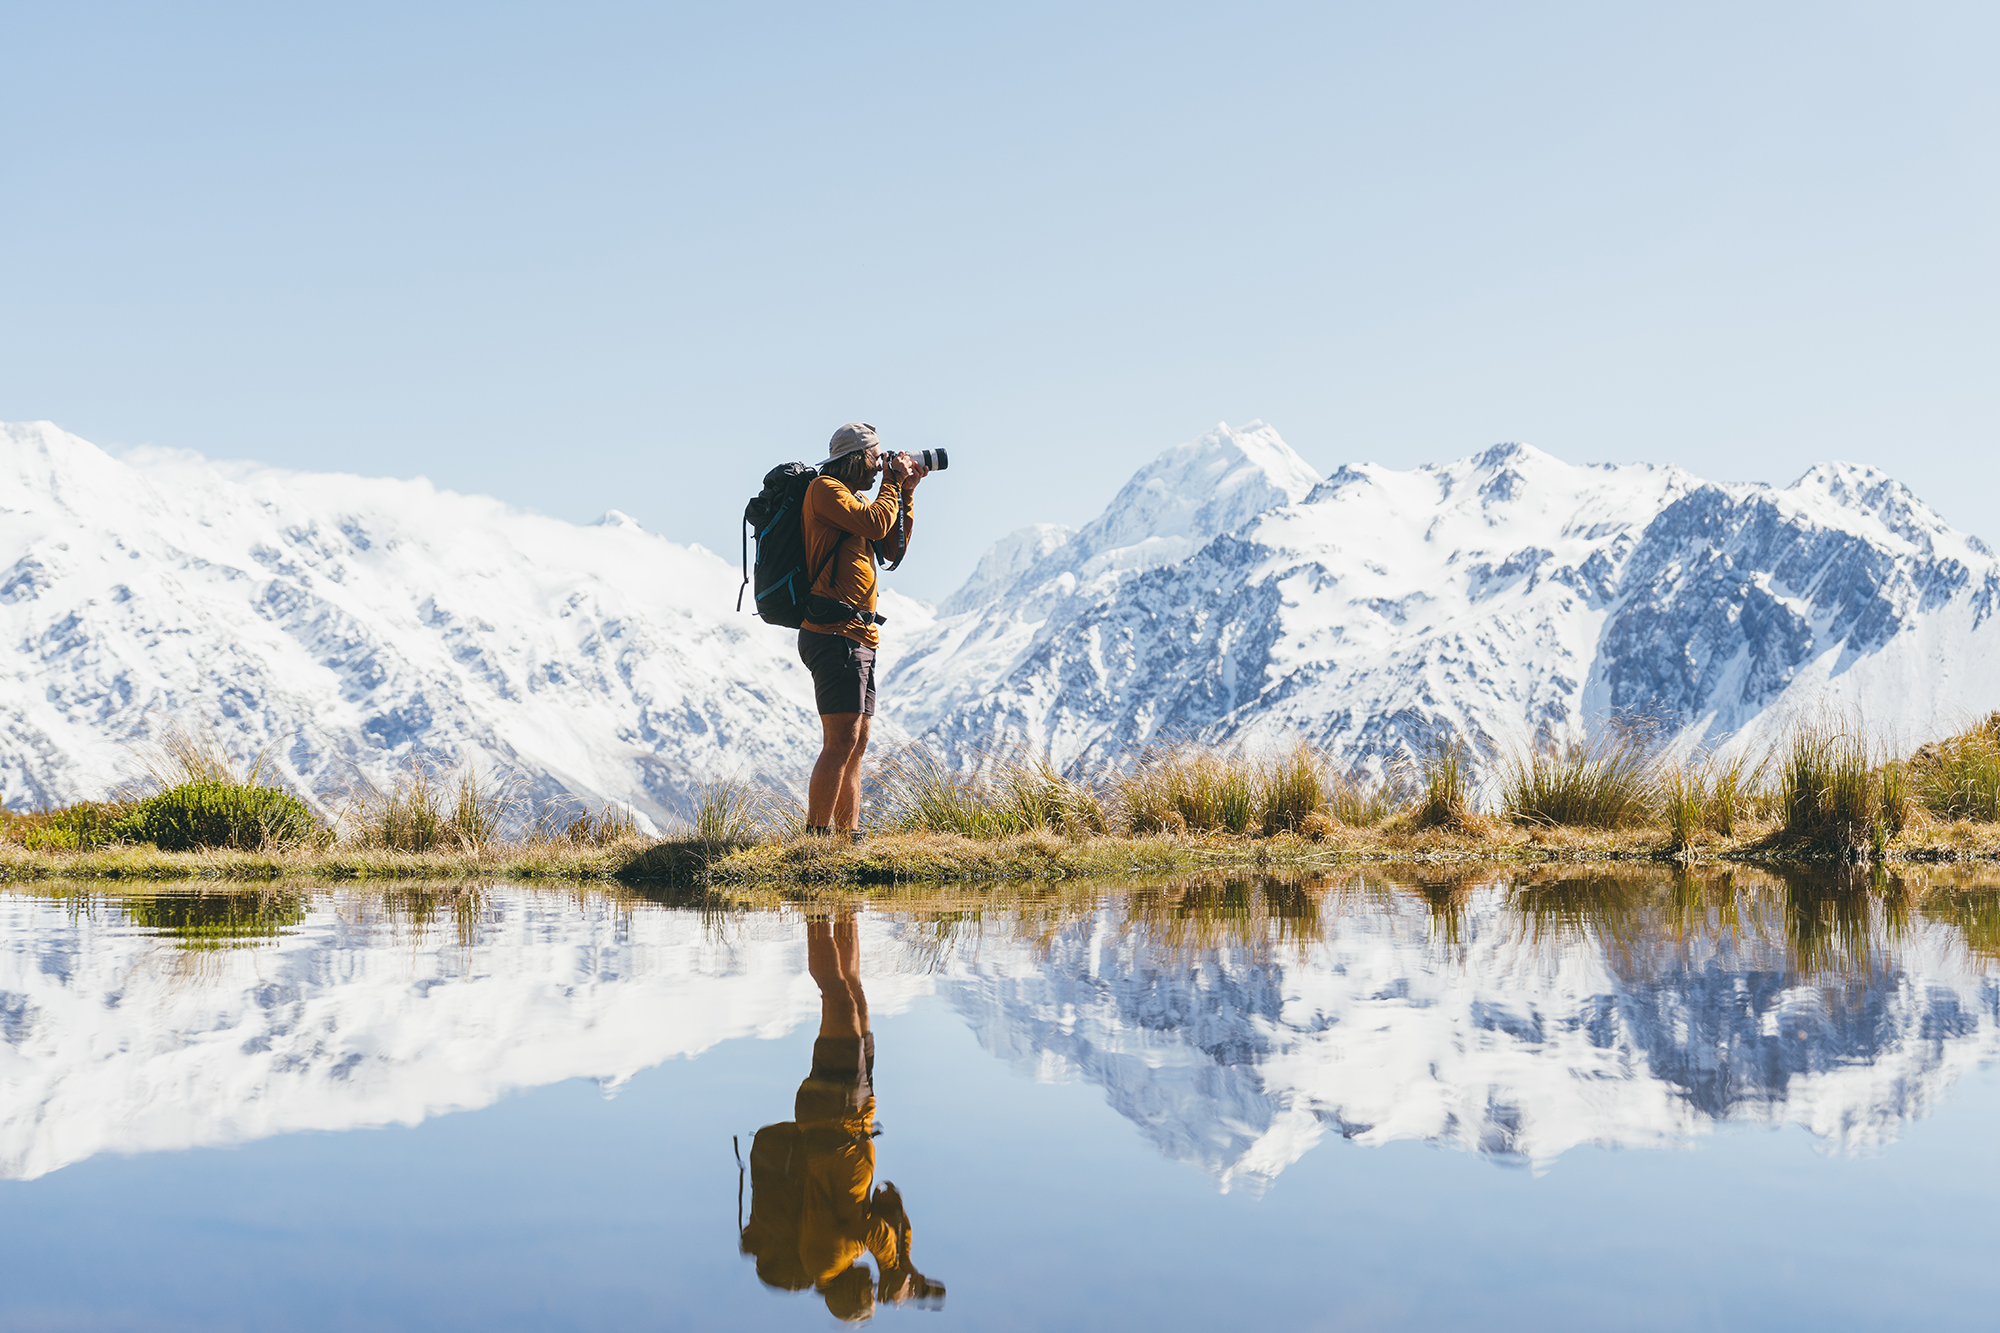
[15,717,2000,887]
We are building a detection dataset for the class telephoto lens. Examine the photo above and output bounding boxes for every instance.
[915,448,949,471]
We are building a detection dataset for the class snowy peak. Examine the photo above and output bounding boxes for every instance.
[1783,460,1972,558]
[1062,420,1321,582]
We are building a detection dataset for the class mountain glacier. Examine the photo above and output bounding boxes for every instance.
[5,416,1998,816]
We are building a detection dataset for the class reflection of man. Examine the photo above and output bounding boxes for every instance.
[739,913,944,1321]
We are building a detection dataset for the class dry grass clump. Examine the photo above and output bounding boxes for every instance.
[342,761,519,852]
[1660,749,1771,849]
[1119,745,1261,835]
[1707,752,1760,835]
[1912,713,2000,823]
[1258,743,1325,836]
[687,776,776,849]
[1117,740,1399,839]
[872,745,1109,840]
[530,798,642,847]
[1404,738,1481,831]
[1662,759,1707,850]
[1502,730,1658,829]
[1779,719,1879,852]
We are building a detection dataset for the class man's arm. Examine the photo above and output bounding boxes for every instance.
[809,476,902,541]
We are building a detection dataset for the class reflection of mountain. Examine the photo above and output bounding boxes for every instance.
[0,889,930,1181]
[6,878,2000,1190]
[936,878,2000,1190]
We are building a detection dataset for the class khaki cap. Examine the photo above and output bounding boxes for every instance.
[827,422,879,460]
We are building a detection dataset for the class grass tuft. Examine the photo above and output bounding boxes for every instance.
[1502,729,1657,829]
[1405,737,1479,831]
[343,760,519,852]
[873,745,1107,839]
[1118,745,1261,835]
[689,776,774,848]
[1778,719,1879,852]
[1913,714,2000,823]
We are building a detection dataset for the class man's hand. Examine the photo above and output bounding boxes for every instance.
[887,453,928,492]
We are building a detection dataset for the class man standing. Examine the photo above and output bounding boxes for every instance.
[797,422,926,839]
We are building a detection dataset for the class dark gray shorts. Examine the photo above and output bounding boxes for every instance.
[797,629,876,716]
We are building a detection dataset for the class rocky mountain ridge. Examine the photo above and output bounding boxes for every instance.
[891,424,2000,769]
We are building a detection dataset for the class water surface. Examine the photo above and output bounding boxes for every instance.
[3,868,1998,1330]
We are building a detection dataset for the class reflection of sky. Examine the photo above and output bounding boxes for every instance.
[4,881,2000,1329]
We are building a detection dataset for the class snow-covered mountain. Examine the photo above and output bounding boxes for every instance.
[0,421,922,822]
[8,415,1997,817]
[892,425,2000,768]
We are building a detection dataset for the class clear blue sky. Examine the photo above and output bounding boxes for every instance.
[5,2,1997,601]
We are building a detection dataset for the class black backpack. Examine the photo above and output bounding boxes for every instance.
[738,462,895,629]
[738,463,818,627]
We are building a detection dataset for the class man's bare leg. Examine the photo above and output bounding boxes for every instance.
[833,715,871,831]
[808,713,869,830]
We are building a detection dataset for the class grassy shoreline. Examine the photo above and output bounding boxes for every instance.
[8,819,2000,887]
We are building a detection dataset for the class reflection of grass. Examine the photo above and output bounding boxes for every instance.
[1121,876,1326,958]
[1512,874,1650,955]
[1779,872,1878,978]
[121,890,310,948]
[1918,883,2000,960]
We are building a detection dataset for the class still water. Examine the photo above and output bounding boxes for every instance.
[3,869,2000,1331]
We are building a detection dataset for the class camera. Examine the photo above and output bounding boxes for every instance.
[891,448,949,472]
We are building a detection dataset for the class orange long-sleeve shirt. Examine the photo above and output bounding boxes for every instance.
[800,475,910,648]
[795,1100,903,1284]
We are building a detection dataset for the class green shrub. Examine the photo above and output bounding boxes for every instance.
[113,780,321,851]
